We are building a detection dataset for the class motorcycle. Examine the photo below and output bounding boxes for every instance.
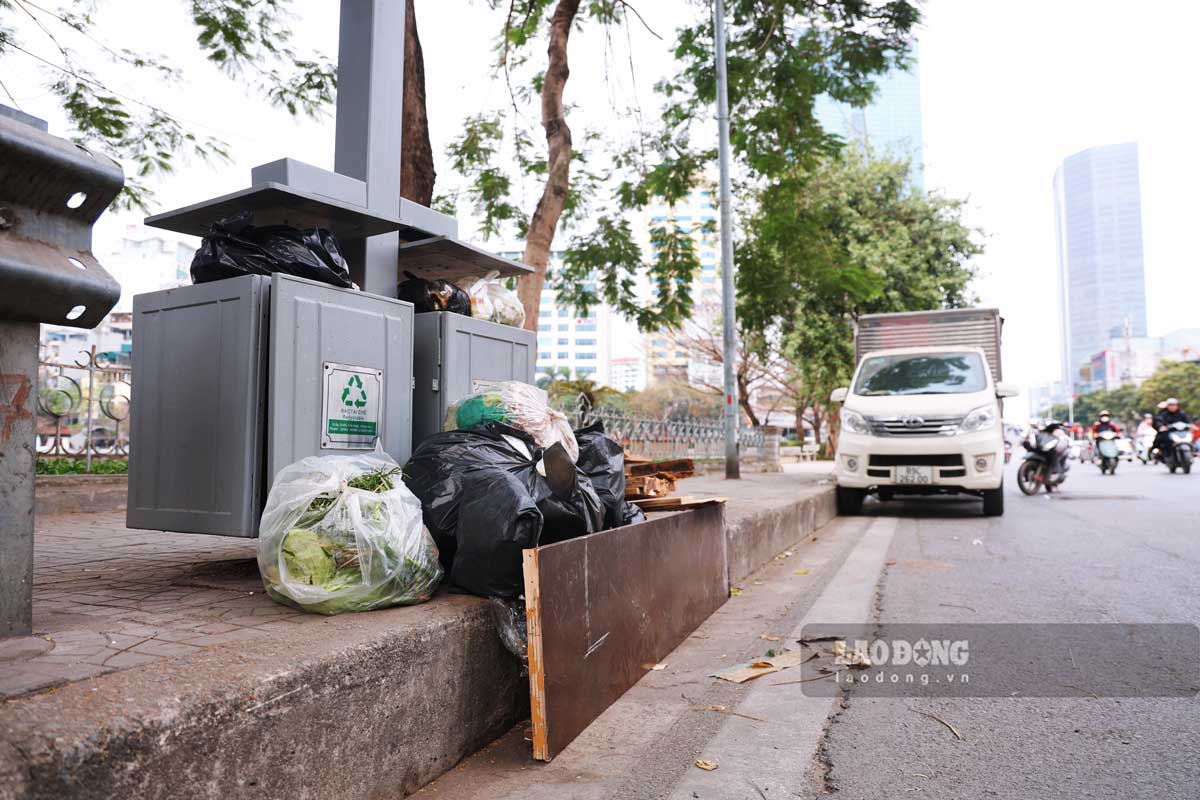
[1018,423,1072,495]
[1136,429,1157,464]
[1094,430,1121,474]
[1157,421,1194,474]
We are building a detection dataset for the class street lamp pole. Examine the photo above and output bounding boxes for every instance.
[714,0,740,479]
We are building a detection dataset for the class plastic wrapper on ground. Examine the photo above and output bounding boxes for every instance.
[257,450,442,615]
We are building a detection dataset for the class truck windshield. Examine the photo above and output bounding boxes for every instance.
[853,352,988,396]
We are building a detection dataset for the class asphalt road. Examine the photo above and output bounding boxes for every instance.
[824,455,1200,799]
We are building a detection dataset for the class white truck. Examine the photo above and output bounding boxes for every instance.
[830,308,1018,517]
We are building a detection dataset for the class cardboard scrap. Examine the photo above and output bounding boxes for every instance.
[712,648,814,683]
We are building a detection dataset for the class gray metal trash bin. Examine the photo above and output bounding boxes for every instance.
[412,312,535,444]
[127,273,414,537]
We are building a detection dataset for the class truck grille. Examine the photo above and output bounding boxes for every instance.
[869,454,964,467]
[867,416,963,437]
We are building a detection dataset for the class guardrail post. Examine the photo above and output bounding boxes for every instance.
[0,321,39,636]
[0,105,123,637]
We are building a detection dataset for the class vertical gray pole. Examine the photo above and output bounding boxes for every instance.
[333,0,405,296]
[84,345,95,473]
[714,0,740,479]
[0,321,39,637]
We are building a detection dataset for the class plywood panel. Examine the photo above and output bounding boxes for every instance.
[523,503,727,760]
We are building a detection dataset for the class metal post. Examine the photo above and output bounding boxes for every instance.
[84,345,96,473]
[333,0,406,296]
[714,0,740,479]
[0,322,39,636]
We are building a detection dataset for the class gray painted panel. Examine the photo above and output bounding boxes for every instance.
[267,274,414,482]
[411,312,535,446]
[126,276,268,536]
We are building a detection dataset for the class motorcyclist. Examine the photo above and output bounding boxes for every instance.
[1135,413,1156,439]
[1153,398,1192,460]
[1089,410,1122,439]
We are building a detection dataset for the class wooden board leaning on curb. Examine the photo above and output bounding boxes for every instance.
[522,501,728,761]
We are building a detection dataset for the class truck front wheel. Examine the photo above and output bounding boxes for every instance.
[982,483,1004,517]
[836,486,865,515]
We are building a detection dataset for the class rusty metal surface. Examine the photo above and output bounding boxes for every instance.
[523,503,729,760]
[0,114,123,329]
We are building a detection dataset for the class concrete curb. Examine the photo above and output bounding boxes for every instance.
[725,486,837,585]
[35,475,127,516]
[0,596,525,800]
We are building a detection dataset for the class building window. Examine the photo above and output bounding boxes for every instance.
[558,352,569,359]
[539,309,551,318]
[538,338,551,348]
[558,323,569,331]
[576,366,597,375]
[577,352,597,360]
[538,324,551,332]
[558,308,569,317]
[575,338,596,346]
[576,323,596,332]
[557,338,569,345]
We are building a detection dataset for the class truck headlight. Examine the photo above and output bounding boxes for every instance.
[840,407,871,436]
[959,404,997,434]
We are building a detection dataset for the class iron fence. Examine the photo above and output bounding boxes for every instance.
[564,395,765,461]
[36,345,131,470]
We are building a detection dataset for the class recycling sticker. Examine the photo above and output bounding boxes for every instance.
[321,362,383,449]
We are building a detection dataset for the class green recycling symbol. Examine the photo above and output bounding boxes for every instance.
[341,374,368,408]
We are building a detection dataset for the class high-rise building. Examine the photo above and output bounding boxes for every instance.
[499,250,646,391]
[814,43,924,188]
[1053,142,1147,390]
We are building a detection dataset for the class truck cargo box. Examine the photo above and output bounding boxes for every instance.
[854,308,1003,382]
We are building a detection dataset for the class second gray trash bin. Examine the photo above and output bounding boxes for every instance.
[412,312,535,445]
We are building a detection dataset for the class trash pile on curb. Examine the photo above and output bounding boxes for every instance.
[257,381,648,662]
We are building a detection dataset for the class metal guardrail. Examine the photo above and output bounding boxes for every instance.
[36,345,131,470]
[564,395,765,461]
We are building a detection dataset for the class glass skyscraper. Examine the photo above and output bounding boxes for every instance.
[1053,142,1147,390]
[814,44,924,189]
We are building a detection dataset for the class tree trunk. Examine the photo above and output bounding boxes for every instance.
[400,0,435,206]
[517,0,582,331]
[738,372,761,427]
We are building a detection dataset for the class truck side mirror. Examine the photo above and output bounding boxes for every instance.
[995,382,1019,398]
[830,387,849,403]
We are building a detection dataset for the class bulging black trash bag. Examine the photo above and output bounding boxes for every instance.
[397,271,472,315]
[574,421,648,530]
[403,422,603,598]
[190,211,355,289]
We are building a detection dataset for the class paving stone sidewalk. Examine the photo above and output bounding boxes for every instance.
[1,514,319,697]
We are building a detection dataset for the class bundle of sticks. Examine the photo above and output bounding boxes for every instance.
[623,456,694,501]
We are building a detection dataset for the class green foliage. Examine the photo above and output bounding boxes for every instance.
[660,1,918,178]
[36,458,128,475]
[0,0,334,211]
[1049,385,1142,427]
[626,381,723,422]
[1138,361,1200,416]
[447,114,529,239]
[734,149,981,430]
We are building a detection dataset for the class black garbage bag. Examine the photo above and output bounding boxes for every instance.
[190,212,355,288]
[403,422,603,598]
[575,421,647,529]
[397,271,472,315]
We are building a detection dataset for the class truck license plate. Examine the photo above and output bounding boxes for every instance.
[896,466,933,484]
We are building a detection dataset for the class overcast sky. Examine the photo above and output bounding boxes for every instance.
[6,0,1197,391]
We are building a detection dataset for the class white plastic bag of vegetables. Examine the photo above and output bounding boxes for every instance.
[257,450,442,615]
